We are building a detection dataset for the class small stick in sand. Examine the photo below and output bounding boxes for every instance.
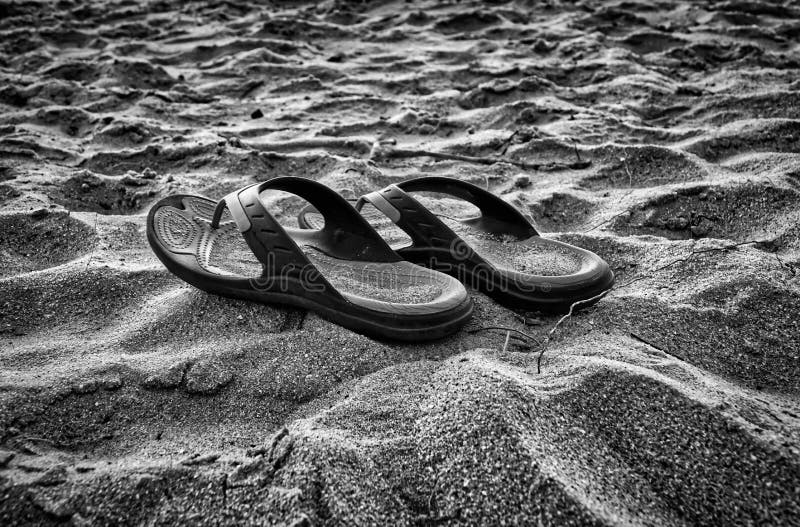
[498,130,519,156]
[583,208,632,233]
[622,152,633,187]
[629,332,665,352]
[571,138,582,163]
[467,326,541,344]
[536,289,611,374]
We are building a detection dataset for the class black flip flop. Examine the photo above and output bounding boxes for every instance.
[298,177,614,313]
[147,177,473,340]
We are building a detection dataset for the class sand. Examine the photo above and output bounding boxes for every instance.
[1,0,799,525]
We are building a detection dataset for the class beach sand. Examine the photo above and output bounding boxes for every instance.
[1,0,799,524]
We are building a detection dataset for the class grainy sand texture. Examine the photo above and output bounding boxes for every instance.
[2,0,800,525]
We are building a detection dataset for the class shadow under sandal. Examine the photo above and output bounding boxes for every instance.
[298,176,614,313]
[147,177,473,340]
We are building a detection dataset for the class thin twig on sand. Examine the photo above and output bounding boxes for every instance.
[583,208,631,233]
[498,130,519,156]
[571,138,582,163]
[467,326,541,345]
[630,332,688,362]
[622,154,633,187]
[582,188,635,233]
[629,332,664,351]
[536,289,611,374]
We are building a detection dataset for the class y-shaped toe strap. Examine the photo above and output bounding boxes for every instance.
[398,177,537,239]
[211,177,401,283]
[356,176,538,253]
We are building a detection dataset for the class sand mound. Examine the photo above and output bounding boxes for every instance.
[610,182,800,247]
[0,211,96,277]
[1,0,799,525]
[684,119,800,162]
[528,192,596,233]
[582,145,709,189]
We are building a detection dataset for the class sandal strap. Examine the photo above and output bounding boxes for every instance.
[356,184,458,252]
[212,182,324,291]
[397,177,538,239]
[212,177,400,282]
[356,177,537,253]
[262,177,400,263]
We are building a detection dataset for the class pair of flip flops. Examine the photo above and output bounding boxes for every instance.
[147,176,614,341]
